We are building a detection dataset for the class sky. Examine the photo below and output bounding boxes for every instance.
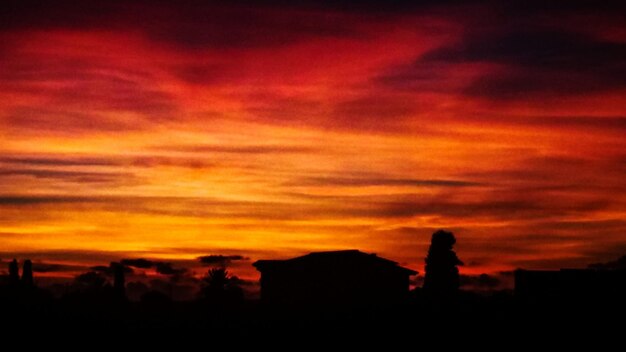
[1,0,625,289]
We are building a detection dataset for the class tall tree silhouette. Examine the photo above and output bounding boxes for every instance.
[21,259,34,287]
[8,259,19,286]
[423,230,463,297]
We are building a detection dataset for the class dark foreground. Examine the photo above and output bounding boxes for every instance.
[2,291,624,345]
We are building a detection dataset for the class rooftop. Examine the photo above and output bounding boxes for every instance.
[253,249,417,275]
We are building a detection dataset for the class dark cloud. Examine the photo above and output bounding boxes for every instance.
[0,196,109,205]
[377,13,626,100]
[120,258,154,269]
[289,175,481,188]
[30,262,86,273]
[0,154,223,171]
[89,265,112,274]
[152,7,359,50]
[154,262,187,275]
[0,55,171,92]
[0,250,123,264]
[120,258,187,275]
[154,144,315,155]
[0,1,362,50]
[198,255,249,266]
[0,55,176,133]
[0,190,617,224]
[0,168,134,184]
[426,30,626,99]
[129,156,215,169]
[423,31,626,70]
[90,262,134,275]
[490,0,626,17]
[0,156,116,167]
[460,115,626,133]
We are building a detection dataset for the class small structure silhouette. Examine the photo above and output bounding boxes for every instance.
[253,250,416,305]
[21,259,34,287]
[423,229,463,298]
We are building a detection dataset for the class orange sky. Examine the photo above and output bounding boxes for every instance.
[1,1,625,288]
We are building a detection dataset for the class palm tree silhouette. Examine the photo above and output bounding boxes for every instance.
[200,267,242,302]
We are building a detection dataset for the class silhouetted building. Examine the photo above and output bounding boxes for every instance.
[22,259,34,287]
[515,268,626,304]
[253,250,417,305]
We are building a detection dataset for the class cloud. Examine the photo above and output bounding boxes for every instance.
[458,115,626,133]
[120,258,187,275]
[153,144,315,155]
[424,30,626,99]
[0,156,116,167]
[198,255,249,266]
[0,250,124,264]
[154,262,187,275]
[120,258,154,269]
[288,175,481,188]
[0,49,176,134]
[0,168,134,184]
[30,262,86,273]
[0,1,362,50]
[90,262,134,275]
[0,196,116,206]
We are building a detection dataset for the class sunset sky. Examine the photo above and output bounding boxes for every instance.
[1,1,625,289]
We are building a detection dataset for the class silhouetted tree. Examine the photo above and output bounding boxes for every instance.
[21,259,34,287]
[74,271,107,291]
[423,230,463,298]
[8,259,19,286]
[200,267,243,303]
[112,262,126,299]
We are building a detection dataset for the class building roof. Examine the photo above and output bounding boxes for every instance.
[253,249,417,275]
